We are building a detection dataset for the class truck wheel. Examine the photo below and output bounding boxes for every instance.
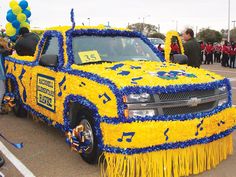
[11,81,27,118]
[79,114,101,164]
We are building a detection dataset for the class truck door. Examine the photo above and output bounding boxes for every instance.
[30,36,62,123]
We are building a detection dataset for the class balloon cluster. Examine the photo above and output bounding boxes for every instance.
[6,0,31,41]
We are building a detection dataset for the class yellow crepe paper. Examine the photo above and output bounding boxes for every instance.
[72,61,223,89]
[101,108,236,148]
[101,134,233,177]
[164,30,185,62]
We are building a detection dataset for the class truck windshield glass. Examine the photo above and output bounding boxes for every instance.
[72,36,161,64]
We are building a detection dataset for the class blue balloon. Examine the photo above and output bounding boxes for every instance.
[23,9,31,18]
[7,10,13,14]
[12,20,20,29]
[19,0,28,10]
[10,35,17,42]
[6,12,17,23]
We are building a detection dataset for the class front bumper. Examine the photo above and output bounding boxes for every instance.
[100,107,236,154]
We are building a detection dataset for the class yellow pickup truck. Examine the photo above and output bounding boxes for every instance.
[3,25,236,177]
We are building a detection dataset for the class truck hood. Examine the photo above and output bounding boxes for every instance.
[71,61,224,89]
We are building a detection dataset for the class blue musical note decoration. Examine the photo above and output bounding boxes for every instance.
[106,63,124,70]
[131,77,143,84]
[79,82,86,87]
[14,63,16,71]
[58,76,66,97]
[195,119,204,136]
[164,128,169,141]
[117,132,135,143]
[217,120,225,127]
[99,93,111,104]
[5,64,8,73]
[130,65,141,69]
[18,68,27,102]
[118,71,130,76]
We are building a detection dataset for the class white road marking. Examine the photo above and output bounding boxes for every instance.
[208,69,236,74]
[0,141,35,177]
[0,172,5,177]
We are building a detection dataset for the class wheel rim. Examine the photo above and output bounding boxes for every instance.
[80,119,94,154]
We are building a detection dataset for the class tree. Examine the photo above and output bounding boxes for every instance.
[127,23,158,36]
[148,32,165,40]
[197,29,222,43]
[230,28,236,42]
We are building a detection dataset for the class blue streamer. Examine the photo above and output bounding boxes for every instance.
[0,133,23,149]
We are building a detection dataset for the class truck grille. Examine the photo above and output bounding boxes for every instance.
[127,88,227,117]
[158,90,215,101]
[163,101,216,115]
[159,90,217,115]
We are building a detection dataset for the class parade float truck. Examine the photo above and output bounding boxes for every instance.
[3,25,236,177]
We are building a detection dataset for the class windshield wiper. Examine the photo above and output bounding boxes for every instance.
[80,60,113,65]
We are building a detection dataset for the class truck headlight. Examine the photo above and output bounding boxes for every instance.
[128,109,156,118]
[124,93,152,103]
[218,86,227,93]
[218,98,228,107]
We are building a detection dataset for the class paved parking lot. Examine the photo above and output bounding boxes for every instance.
[0,63,236,177]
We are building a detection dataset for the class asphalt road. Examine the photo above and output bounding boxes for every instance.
[0,63,236,177]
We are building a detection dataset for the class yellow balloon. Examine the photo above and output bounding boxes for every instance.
[9,0,18,9]
[17,13,26,22]
[5,23,13,29]
[26,6,31,10]
[12,5,22,15]
[6,26,16,37]
[20,22,30,29]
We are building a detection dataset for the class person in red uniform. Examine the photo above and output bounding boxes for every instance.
[222,41,230,67]
[214,43,222,63]
[205,42,214,64]
[200,41,205,63]
[171,42,180,54]
[229,43,236,68]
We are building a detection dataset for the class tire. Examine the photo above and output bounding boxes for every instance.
[0,156,5,168]
[78,112,101,164]
[11,80,27,118]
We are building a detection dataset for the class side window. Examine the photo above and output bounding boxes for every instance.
[42,37,59,55]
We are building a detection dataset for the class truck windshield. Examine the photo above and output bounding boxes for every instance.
[72,36,161,64]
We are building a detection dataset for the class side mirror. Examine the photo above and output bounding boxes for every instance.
[171,54,188,65]
[39,54,58,67]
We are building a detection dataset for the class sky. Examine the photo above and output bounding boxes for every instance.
[0,0,236,34]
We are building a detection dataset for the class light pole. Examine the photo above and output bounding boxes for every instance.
[172,20,178,31]
[232,20,236,29]
[228,0,231,42]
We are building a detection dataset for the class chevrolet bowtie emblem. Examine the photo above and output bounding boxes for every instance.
[187,97,201,107]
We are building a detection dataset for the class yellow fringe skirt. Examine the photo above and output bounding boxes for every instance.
[100,134,233,177]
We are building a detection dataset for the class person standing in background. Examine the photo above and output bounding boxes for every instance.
[205,42,214,64]
[214,43,222,63]
[222,41,230,67]
[229,43,236,68]
[200,41,205,64]
[182,28,201,68]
